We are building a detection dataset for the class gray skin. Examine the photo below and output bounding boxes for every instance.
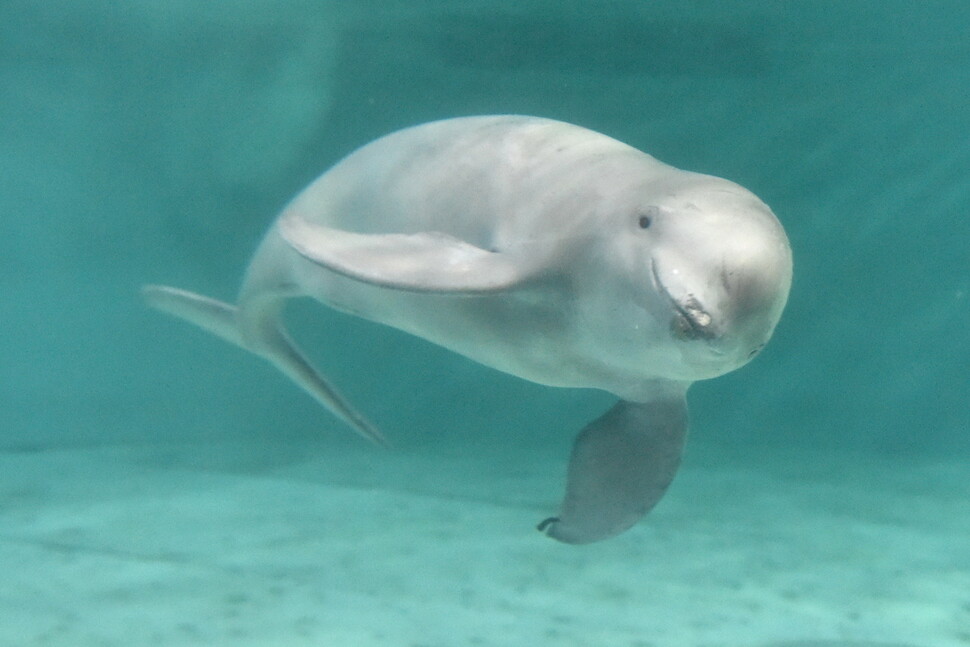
[143,116,792,544]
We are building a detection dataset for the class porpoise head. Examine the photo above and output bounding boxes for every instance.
[582,170,792,388]
[642,178,793,379]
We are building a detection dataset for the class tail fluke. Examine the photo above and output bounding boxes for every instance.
[142,285,243,347]
[141,284,388,447]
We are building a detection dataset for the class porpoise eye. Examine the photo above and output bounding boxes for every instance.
[638,207,659,229]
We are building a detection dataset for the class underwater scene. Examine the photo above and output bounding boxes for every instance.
[1,1,968,645]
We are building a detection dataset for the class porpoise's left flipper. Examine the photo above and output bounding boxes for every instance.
[538,398,688,544]
[279,214,539,294]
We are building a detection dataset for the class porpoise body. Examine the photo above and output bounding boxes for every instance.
[144,116,792,544]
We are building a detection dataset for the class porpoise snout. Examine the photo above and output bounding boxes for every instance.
[669,293,716,341]
[651,253,789,372]
[650,259,719,342]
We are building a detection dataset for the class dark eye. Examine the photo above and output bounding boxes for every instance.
[637,207,660,229]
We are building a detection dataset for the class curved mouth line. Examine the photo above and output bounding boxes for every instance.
[650,260,718,341]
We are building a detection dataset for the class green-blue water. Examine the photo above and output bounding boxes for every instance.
[1,2,967,645]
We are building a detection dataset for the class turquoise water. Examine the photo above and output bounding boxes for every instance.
[1,2,967,645]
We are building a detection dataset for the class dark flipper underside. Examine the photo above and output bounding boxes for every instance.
[540,398,688,544]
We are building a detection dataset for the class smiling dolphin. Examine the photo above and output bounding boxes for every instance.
[143,115,792,544]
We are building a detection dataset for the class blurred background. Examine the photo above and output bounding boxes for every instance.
[1,0,967,461]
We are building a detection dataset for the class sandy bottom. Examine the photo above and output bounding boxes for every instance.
[0,440,967,647]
